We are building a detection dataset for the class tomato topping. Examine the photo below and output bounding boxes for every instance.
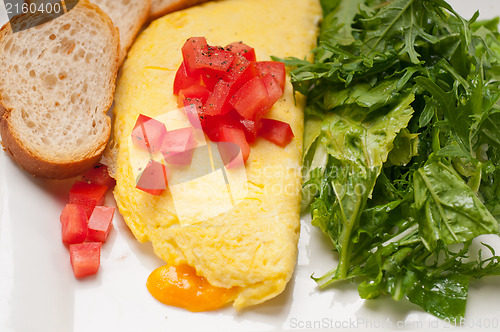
[177,85,210,108]
[161,127,196,165]
[230,110,261,144]
[69,181,108,218]
[69,242,101,278]
[256,61,286,91]
[173,62,203,95]
[223,55,258,93]
[261,73,283,106]
[259,118,295,147]
[205,117,250,163]
[181,37,209,75]
[182,99,204,129]
[131,114,167,154]
[182,37,235,75]
[229,76,269,120]
[136,160,170,196]
[81,163,115,188]
[217,142,245,168]
[86,206,115,243]
[174,38,294,162]
[60,204,88,245]
[225,41,256,62]
[204,80,232,116]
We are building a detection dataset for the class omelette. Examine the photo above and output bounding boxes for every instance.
[110,0,321,310]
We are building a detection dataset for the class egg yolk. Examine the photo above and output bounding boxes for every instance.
[146,264,239,312]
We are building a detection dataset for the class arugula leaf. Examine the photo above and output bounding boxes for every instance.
[290,0,500,321]
[414,158,499,250]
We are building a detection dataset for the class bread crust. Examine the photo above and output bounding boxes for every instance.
[1,113,108,179]
[0,0,120,179]
[149,0,212,21]
[118,0,151,64]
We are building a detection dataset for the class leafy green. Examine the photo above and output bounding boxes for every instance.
[286,0,500,321]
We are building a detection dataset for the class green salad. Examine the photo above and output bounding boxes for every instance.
[280,0,500,320]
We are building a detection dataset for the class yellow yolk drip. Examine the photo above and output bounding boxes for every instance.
[147,265,239,312]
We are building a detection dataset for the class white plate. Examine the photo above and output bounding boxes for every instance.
[1,1,500,331]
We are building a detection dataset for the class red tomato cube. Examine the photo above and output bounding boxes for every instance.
[261,73,283,106]
[60,204,88,245]
[230,77,269,120]
[217,141,245,168]
[230,110,261,144]
[256,61,286,91]
[136,160,170,196]
[86,206,115,243]
[131,114,167,154]
[205,117,250,163]
[181,37,209,74]
[182,38,235,75]
[81,163,115,188]
[177,85,210,108]
[201,70,224,91]
[259,118,295,147]
[204,80,233,116]
[182,99,204,129]
[225,41,257,61]
[217,126,250,162]
[161,127,196,165]
[69,181,108,218]
[223,55,258,93]
[173,61,203,95]
[69,242,101,278]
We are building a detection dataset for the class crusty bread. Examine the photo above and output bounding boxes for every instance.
[83,0,151,64]
[29,0,151,65]
[149,0,212,20]
[0,0,120,179]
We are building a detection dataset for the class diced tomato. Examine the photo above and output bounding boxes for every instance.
[136,160,170,196]
[216,126,250,162]
[201,71,224,91]
[202,114,239,141]
[225,41,256,61]
[86,206,115,243]
[173,62,203,95]
[256,61,286,91]
[131,114,167,154]
[81,164,115,188]
[217,142,245,168]
[182,37,235,75]
[181,37,209,75]
[229,77,269,120]
[69,181,108,218]
[161,127,196,165]
[182,99,204,129]
[259,118,294,147]
[69,242,101,278]
[205,116,250,162]
[174,38,293,163]
[261,73,283,106]
[230,110,261,144]
[60,204,88,245]
[177,85,210,108]
[204,80,233,116]
[223,55,258,93]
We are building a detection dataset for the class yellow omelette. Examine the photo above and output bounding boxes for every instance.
[111,0,321,310]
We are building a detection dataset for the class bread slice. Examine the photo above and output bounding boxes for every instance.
[0,0,120,179]
[28,0,150,65]
[149,0,212,20]
[85,0,151,64]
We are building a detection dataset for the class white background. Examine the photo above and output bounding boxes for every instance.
[1,1,500,332]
